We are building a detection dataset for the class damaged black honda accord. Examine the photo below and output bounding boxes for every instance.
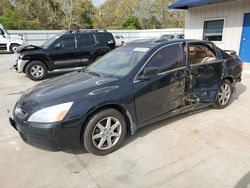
[9,39,243,155]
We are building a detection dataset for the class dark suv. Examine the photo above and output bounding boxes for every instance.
[12,30,116,80]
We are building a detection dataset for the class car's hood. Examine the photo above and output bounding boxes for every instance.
[9,35,22,40]
[18,71,119,112]
[16,44,43,53]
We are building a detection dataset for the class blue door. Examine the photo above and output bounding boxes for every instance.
[240,13,250,62]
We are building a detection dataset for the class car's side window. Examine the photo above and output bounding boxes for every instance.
[97,33,114,45]
[79,34,95,47]
[54,35,75,50]
[145,44,182,73]
[188,44,217,65]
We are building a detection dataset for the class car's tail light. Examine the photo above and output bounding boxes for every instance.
[240,61,243,70]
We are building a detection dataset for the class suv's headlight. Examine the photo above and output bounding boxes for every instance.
[28,102,73,123]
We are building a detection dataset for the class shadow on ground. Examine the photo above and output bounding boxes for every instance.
[235,171,250,188]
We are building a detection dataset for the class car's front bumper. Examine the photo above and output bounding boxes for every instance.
[12,58,29,73]
[9,116,85,151]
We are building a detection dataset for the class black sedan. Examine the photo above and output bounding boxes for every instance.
[9,39,243,155]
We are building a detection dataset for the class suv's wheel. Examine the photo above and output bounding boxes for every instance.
[10,44,19,53]
[25,61,48,81]
[212,79,233,109]
[83,109,127,155]
[93,55,102,62]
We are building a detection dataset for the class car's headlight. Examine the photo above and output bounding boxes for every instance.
[28,102,73,123]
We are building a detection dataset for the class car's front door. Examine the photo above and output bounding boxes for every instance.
[186,42,223,102]
[49,34,79,68]
[133,43,187,127]
[0,28,8,51]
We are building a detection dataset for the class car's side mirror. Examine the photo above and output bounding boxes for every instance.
[140,67,160,80]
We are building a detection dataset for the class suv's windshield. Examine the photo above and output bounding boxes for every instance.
[41,35,60,49]
[41,31,67,48]
[85,46,149,78]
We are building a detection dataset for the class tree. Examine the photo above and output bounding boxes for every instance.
[122,15,141,29]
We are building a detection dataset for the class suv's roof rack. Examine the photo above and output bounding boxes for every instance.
[66,29,108,34]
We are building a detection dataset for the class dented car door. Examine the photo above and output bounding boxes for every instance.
[134,43,187,127]
[186,42,223,103]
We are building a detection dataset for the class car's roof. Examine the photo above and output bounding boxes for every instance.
[126,39,206,49]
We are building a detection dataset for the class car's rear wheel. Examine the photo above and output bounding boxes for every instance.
[83,109,127,155]
[25,61,48,81]
[212,79,233,109]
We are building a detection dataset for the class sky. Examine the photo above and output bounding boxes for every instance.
[92,0,106,7]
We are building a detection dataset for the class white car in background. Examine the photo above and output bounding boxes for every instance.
[0,24,25,53]
[114,35,125,47]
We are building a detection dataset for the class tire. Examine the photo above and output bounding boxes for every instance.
[121,41,125,46]
[212,79,233,109]
[83,108,127,155]
[93,55,102,62]
[25,61,48,81]
[10,44,19,53]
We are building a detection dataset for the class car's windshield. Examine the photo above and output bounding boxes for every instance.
[85,46,149,78]
[41,35,60,49]
[1,27,9,35]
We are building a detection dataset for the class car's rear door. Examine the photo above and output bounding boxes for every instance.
[133,43,187,127]
[186,42,223,102]
[77,33,97,65]
[49,34,79,68]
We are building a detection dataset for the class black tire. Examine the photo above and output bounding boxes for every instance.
[83,108,127,155]
[10,44,19,53]
[25,61,48,81]
[121,41,125,46]
[93,55,102,62]
[212,79,233,109]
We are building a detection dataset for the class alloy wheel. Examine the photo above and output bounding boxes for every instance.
[30,65,44,78]
[218,83,231,105]
[92,117,122,150]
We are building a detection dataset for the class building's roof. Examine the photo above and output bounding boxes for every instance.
[169,0,234,9]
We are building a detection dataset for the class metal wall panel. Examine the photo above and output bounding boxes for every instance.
[8,29,184,46]
[185,0,250,55]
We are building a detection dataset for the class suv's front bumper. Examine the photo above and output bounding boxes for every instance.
[12,59,29,73]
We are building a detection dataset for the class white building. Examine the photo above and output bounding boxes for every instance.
[169,0,250,62]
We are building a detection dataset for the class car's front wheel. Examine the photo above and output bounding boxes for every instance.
[213,79,233,109]
[83,109,127,155]
[10,44,20,53]
[25,61,48,81]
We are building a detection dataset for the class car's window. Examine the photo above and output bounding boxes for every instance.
[79,34,95,47]
[54,35,75,50]
[97,33,114,44]
[161,35,174,40]
[85,46,148,77]
[188,44,217,65]
[145,44,182,73]
[115,36,120,39]
[177,35,184,39]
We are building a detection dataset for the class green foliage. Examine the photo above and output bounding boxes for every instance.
[0,8,19,29]
[122,15,141,29]
[0,0,185,30]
